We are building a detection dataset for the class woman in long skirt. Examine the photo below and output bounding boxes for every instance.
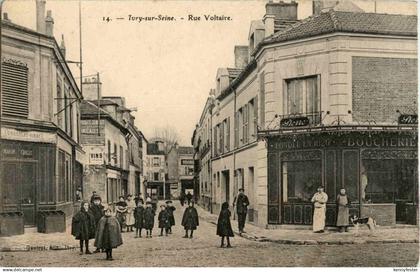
[217,202,234,248]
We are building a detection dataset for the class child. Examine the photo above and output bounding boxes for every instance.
[94,208,123,261]
[165,200,176,234]
[144,201,155,238]
[89,195,105,253]
[115,196,128,232]
[134,199,145,238]
[158,205,170,236]
[181,200,199,238]
[126,195,136,232]
[217,202,234,248]
[71,201,96,255]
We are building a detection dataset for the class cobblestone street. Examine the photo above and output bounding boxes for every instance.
[1,204,418,267]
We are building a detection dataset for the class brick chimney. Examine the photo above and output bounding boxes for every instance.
[3,13,11,22]
[36,0,46,34]
[264,0,298,37]
[45,10,54,36]
[234,46,249,69]
[82,77,102,101]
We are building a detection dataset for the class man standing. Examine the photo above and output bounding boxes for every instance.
[186,192,193,206]
[311,186,328,233]
[233,188,249,235]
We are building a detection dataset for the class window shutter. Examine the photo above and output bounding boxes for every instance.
[226,117,230,152]
[259,72,265,127]
[1,62,29,118]
[213,126,218,156]
[253,96,258,139]
[219,122,224,154]
[234,111,239,148]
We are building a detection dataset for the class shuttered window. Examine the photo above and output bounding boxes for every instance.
[1,62,29,118]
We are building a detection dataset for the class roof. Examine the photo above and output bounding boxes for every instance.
[91,99,119,107]
[226,68,243,81]
[147,143,165,155]
[260,11,417,50]
[80,100,110,117]
[178,146,194,155]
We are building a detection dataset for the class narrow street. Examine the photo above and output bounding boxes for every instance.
[1,203,418,267]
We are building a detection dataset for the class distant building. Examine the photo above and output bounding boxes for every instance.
[144,140,167,199]
[0,4,83,229]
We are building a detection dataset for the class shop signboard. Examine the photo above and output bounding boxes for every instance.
[280,116,310,127]
[398,114,418,125]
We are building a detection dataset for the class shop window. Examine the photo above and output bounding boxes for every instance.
[2,162,18,204]
[282,160,322,203]
[362,159,417,204]
[343,150,359,202]
[283,76,320,124]
[1,61,29,118]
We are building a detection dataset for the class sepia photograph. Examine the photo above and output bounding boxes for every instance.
[0,0,418,269]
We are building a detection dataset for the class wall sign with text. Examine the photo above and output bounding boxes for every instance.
[280,117,310,127]
[398,114,418,125]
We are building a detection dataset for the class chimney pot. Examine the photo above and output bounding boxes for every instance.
[3,13,10,21]
[234,46,249,69]
[45,10,54,36]
[60,34,66,59]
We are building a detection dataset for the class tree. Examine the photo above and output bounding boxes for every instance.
[152,126,180,154]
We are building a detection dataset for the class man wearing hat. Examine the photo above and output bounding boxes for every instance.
[311,186,328,233]
[165,200,176,234]
[233,188,249,234]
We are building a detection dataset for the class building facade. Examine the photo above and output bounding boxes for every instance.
[144,140,167,199]
[0,5,83,228]
[193,1,418,227]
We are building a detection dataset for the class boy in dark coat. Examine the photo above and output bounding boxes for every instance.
[115,196,128,232]
[165,200,176,234]
[158,205,171,236]
[89,195,105,253]
[181,201,199,238]
[144,201,155,238]
[134,199,145,238]
[71,201,96,255]
[94,208,123,261]
[217,202,234,248]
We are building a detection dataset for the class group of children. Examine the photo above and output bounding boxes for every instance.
[72,194,236,261]
[71,196,123,261]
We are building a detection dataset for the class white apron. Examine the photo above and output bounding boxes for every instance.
[311,192,328,232]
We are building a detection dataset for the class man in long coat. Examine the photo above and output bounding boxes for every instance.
[89,195,105,253]
[233,188,249,234]
[311,186,328,233]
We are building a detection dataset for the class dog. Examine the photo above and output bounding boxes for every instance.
[350,215,377,235]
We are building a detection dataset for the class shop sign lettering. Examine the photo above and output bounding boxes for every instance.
[1,127,56,143]
[398,114,418,125]
[280,117,310,127]
[181,159,194,165]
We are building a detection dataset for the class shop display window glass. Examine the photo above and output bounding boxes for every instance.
[282,160,322,203]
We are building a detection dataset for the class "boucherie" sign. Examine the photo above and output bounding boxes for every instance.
[280,117,310,127]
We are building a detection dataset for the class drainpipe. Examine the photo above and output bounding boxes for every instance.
[209,105,213,214]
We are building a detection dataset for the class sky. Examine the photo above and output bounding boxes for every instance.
[2,0,417,145]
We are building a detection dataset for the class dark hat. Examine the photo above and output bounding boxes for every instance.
[239,188,244,192]
[119,195,125,199]
[93,195,102,201]
[165,200,172,204]
[146,201,152,205]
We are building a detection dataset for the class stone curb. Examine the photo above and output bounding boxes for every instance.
[0,245,77,252]
[198,215,419,246]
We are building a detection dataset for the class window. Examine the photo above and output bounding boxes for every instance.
[1,61,29,118]
[234,111,239,148]
[56,82,64,129]
[114,144,117,165]
[218,123,224,154]
[154,172,159,181]
[242,105,249,144]
[249,97,258,140]
[120,145,123,168]
[225,117,230,152]
[107,140,111,163]
[259,72,265,127]
[284,76,320,124]
[213,125,218,156]
[153,157,160,167]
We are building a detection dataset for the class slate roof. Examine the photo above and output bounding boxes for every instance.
[147,143,165,155]
[227,68,243,81]
[260,10,417,50]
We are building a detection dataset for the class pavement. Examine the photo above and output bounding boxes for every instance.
[0,202,418,267]
[0,201,418,252]
[195,204,419,246]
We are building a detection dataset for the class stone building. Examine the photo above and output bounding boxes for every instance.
[0,3,83,230]
[167,145,195,199]
[80,80,144,204]
[194,1,417,227]
[144,140,167,199]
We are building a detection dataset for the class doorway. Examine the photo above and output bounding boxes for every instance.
[221,171,230,204]
[1,161,37,226]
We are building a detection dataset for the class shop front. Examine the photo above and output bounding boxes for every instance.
[264,128,418,226]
